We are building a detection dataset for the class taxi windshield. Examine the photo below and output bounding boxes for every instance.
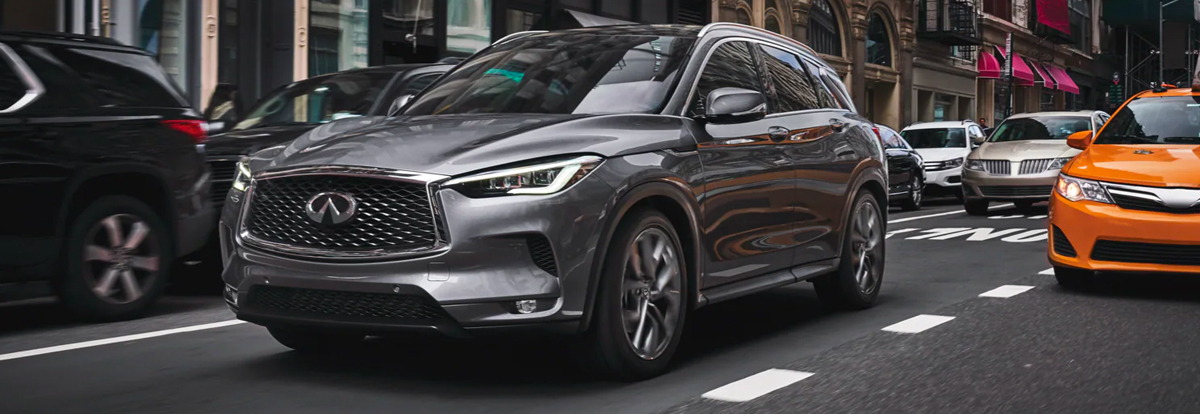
[1094,96,1200,145]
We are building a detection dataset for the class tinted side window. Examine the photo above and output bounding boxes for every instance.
[47,47,187,108]
[402,73,442,95]
[691,41,764,117]
[759,45,820,113]
[802,58,839,109]
[819,70,855,112]
[0,53,24,110]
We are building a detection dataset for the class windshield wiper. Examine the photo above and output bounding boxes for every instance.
[1099,134,1160,144]
[1161,136,1200,143]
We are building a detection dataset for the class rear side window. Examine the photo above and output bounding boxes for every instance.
[47,47,187,108]
[758,45,821,113]
[819,69,855,112]
[691,41,765,117]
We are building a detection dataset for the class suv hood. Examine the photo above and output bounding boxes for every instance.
[1067,144,1200,188]
[204,121,372,156]
[244,114,690,177]
[972,140,1079,160]
[913,147,970,161]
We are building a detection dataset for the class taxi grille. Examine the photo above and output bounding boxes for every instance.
[1090,240,1200,266]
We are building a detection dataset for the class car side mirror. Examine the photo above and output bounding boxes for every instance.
[387,94,414,117]
[1067,130,1093,150]
[700,87,766,124]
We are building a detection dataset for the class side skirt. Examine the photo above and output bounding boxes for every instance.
[694,258,839,308]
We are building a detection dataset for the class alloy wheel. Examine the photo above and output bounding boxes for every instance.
[620,227,682,360]
[911,178,923,206]
[82,214,161,304]
[849,201,883,295]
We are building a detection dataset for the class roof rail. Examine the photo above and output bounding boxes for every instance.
[0,30,125,47]
[697,22,820,56]
[492,30,547,46]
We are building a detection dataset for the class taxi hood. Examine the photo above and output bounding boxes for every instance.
[1066,144,1200,188]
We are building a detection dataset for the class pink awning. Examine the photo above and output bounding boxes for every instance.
[1046,65,1080,94]
[978,50,1001,79]
[1011,53,1035,87]
[995,45,1008,60]
[1036,0,1070,35]
[1030,61,1057,90]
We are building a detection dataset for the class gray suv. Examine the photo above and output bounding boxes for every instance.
[219,23,888,379]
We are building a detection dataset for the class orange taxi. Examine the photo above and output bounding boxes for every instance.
[1049,84,1200,287]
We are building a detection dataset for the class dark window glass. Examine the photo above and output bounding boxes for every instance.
[820,70,854,111]
[900,128,968,148]
[759,45,819,113]
[989,116,1091,142]
[866,13,892,66]
[506,9,541,34]
[0,57,24,110]
[640,1,670,23]
[383,0,434,35]
[802,58,839,109]
[808,0,842,56]
[48,47,187,108]
[601,0,633,19]
[402,73,441,95]
[690,41,763,117]
[1094,96,1200,145]
[234,72,397,130]
[404,33,695,116]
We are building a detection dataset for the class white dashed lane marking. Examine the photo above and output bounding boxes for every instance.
[888,203,1014,224]
[0,320,246,363]
[702,369,815,403]
[1039,268,1055,275]
[881,315,956,334]
[979,285,1035,298]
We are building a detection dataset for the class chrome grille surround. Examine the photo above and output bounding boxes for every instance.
[1103,182,1200,214]
[236,165,450,261]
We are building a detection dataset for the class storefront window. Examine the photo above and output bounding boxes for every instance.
[310,0,370,77]
[506,9,540,34]
[447,0,491,54]
[383,0,433,36]
[137,0,189,90]
[807,0,842,57]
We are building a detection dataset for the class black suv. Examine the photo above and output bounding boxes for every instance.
[0,32,213,320]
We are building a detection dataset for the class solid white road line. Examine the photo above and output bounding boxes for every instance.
[1039,268,1055,275]
[882,314,956,334]
[0,320,246,363]
[887,203,1014,224]
[979,285,1035,298]
[702,369,815,403]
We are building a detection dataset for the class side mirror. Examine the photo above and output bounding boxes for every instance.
[387,94,414,117]
[700,87,766,124]
[1067,130,1093,150]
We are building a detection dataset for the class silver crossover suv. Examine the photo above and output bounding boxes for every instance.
[962,111,1108,215]
[218,24,888,380]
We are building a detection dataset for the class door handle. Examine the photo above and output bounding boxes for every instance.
[767,126,789,142]
[829,119,846,132]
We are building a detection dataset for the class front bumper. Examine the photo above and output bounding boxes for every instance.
[1049,192,1200,273]
[962,168,1057,200]
[924,166,962,189]
[219,165,620,337]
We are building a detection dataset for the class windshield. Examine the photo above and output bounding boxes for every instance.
[1094,96,1200,145]
[403,33,695,116]
[900,128,967,149]
[233,72,396,131]
[988,116,1091,142]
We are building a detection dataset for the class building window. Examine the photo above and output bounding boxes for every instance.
[137,0,190,90]
[447,0,491,54]
[736,5,752,26]
[383,0,434,35]
[983,0,1011,21]
[866,13,892,67]
[764,0,787,35]
[309,0,370,77]
[506,9,540,34]
[1069,0,1091,52]
[807,0,842,57]
[765,15,781,34]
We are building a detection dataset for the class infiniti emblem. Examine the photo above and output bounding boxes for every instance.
[305,192,358,226]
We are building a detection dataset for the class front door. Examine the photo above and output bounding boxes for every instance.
[691,41,798,289]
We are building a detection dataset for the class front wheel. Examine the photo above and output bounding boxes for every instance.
[814,190,884,310]
[580,209,688,380]
[900,176,923,211]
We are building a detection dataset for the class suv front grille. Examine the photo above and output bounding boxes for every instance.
[207,158,238,209]
[1091,240,1200,266]
[245,286,448,321]
[245,174,438,251]
[1018,159,1054,175]
[977,160,1010,175]
[979,185,1052,197]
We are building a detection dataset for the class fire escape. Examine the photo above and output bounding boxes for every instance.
[918,0,983,56]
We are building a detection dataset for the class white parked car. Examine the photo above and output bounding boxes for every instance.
[899,120,988,199]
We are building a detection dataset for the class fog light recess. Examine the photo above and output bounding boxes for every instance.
[515,300,538,314]
[223,284,238,307]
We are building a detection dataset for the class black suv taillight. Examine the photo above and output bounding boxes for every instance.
[163,120,207,144]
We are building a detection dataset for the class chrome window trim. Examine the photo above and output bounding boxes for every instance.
[235,165,452,261]
[0,42,45,114]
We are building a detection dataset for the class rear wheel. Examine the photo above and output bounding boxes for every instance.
[814,190,884,310]
[581,209,688,380]
[1053,266,1093,290]
[900,176,923,211]
[268,327,365,353]
[965,199,989,216]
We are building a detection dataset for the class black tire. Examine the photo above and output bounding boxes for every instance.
[580,208,689,381]
[965,199,989,216]
[59,196,173,322]
[268,327,365,353]
[1054,266,1093,290]
[1013,200,1036,212]
[953,188,965,201]
[900,176,923,211]
[813,190,884,310]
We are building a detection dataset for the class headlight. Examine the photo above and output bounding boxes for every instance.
[232,158,252,192]
[1046,157,1073,171]
[965,159,985,171]
[944,157,965,168]
[444,155,603,197]
[1055,174,1112,204]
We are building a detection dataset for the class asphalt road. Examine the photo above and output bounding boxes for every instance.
[2,198,1188,414]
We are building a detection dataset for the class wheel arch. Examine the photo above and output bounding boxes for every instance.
[56,163,176,249]
[835,165,888,259]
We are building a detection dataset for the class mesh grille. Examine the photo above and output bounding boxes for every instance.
[1018,159,1053,175]
[207,158,238,209]
[979,185,1052,197]
[1111,193,1200,214]
[246,286,448,321]
[978,160,1010,175]
[1051,225,1076,257]
[527,236,558,276]
[1091,240,1200,266]
[245,175,438,250]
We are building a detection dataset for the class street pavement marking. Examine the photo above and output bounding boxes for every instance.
[979,285,1035,298]
[881,314,956,334]
[0,320,245,363]
[888,203,1014,224]
[1039,268,1055,275]
[701,369,815,403]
